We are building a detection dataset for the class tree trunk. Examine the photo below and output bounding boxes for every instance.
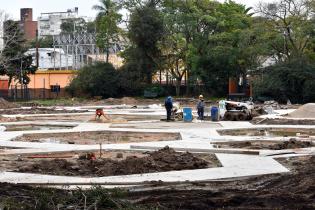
[147,71,152,84]
[185,70,190,96]
[106,48,109,63]
[175,78,181,96]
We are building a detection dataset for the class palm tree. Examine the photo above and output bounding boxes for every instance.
[93,0,121,63]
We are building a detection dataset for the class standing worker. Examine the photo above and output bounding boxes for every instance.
[197,95,205,120]
[165,96,173,121]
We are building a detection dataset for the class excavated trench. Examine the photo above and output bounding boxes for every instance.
[13,130,181,144]
[0,147,221,177]
[3,124,76,131]
[14,114,162,123]
[214,139,314,150]
[252,118,315,125]
[218,127,315,137]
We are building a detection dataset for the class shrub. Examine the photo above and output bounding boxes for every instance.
[67,62,119,98]
[253,60,315,103]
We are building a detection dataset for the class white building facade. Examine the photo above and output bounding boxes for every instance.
[38,8,79,38]
[26,48,73,70]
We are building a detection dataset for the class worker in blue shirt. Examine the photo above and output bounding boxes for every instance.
[165,96,173,121]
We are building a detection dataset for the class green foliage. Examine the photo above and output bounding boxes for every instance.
[28,35,53,48]
[67,62,119,98]
[67,0,315,102]
[118,60,147,96]
[0,20,36,84]
[253,59,315,103]
[0,185,141,210]
[126,1,164,84]
[94,0,122,62]
[60,18,96,34]
[184,1,258,96]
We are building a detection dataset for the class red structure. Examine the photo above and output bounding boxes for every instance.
[0,79,9,98]
[20,8,37,40]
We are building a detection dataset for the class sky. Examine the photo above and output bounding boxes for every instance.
[1,0,274,21]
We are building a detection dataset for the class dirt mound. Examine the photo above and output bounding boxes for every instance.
[0,98,19,109]
[18,147,210,177]
[268,139,313,150]
[289,103,315,118]
[217,139,313,150]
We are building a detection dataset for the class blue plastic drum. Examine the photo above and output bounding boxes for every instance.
[211,106,219,121]
[183,107,193,122]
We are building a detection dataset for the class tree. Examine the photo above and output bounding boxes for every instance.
[253,58,315,103]
[60,18,86,33]
[257,0,315,61]
[93,0,122,63]
[251,0,315,103]
[184,1,259,96]
[28,35,53,48]
[60,18,96,34]
[0,13,36,84]
[67,62,119,98]
[126,0,164,84]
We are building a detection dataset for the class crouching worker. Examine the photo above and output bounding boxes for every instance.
[164,96,173,121]
[95,108,111,121]
[197,95,205,120]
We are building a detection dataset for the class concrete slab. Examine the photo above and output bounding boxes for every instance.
[1,106,308,187]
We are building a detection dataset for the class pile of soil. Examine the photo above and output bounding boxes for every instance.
[0,98,19,109]
[268,139,313,150]
[289,103,315,118]
[17,147,211,176]
[217,139,313,150]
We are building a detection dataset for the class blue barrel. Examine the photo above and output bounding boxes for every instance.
[211,106,219,121]
[183,107,193,122]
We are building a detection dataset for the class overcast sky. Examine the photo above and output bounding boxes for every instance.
[2,0,274,20]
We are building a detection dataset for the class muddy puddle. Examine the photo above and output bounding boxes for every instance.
[13,130,181,144]
[219,128,315,137]
[214,139,314,150]
[4,124,75,131]
[6,147,220,177]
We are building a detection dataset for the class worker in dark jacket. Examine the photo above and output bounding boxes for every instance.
[197,95,205,120]
[165,96,173,121]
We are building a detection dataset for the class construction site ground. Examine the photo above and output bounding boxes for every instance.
[0,98,314,209]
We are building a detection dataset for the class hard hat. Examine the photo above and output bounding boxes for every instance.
[199,95,204,98]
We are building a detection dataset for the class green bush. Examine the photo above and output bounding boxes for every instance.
[253,60,315,103]
[67,62,119,98]
[118,63,147,96]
